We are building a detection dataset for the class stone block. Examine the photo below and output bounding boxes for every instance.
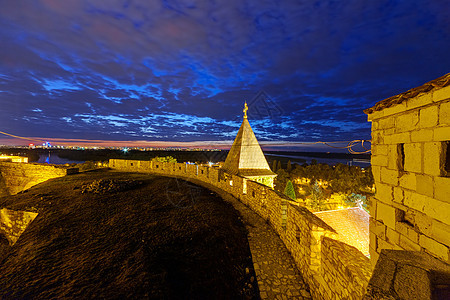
[383,102,407,118]
[413,210,433,236]
[419,235,449,261]
[423,142,443,176]
[411,129,434,142]
[380,167,399,185]
[393,187,404,204]
[372,120,379,130]
[369,251,396,292]
[394,265,431,300]
[404,143,422,173]
[434,176,450,204]
[371,154,388,167]
[434,126,450,141]
[399,172,416,191]
[416,174,434,198]
[439,101,450,126]
[395,221,409,237]
[384,128,395,135]
[404,191,431,212]
[433,85,450,102]
[377,201,396,229]
[379,117,394,129]
[387,144,400,170]
[374,144,388,156]
[396,111,419,133]
[371,218,386,239]
[430,219,450,247]
[371,166,381,183]
[390,198,409,212]
[386,227,400,245]
[407,225,419,244]
[384,132,411,145]
[376,183,393,203]
[371,130,385,144]
[399,234,421,251]
[406,93,433,110]
[423,198,450,225]
[378,239,397,253]
[367,110,385,121]
[419,105,438,128]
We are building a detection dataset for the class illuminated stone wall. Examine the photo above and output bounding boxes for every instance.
[321,237,372,299]
[367,84,450,268]
[109,158,371,299]
[0,155,29,163]
[0,208,38,245]
[0,162,78,196]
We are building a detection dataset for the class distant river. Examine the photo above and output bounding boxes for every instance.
[37,153,84,165]
[266,154,371,167]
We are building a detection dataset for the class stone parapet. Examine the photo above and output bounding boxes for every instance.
[364,249,450,300]
[109,158,372,299]
[321,237,371,299]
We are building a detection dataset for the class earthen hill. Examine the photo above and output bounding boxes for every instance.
[0,170,259,299]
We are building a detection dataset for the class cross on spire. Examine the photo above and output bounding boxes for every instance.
[243,101,248,119]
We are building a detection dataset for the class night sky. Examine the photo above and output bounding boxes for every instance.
[0,0,449,149]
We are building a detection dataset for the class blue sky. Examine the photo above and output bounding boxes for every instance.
[0,0,449,149]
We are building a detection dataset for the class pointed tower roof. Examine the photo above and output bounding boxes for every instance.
[222,103,276,177]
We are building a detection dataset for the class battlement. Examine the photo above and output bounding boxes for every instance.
[109,158,372,299]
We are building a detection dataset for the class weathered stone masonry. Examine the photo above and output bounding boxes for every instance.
[365,75,450,268]
[0,162,78,196]
[109,159,372,299]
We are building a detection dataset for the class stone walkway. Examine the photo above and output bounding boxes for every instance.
[189,179,313,300]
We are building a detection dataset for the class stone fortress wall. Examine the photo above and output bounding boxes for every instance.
[109,159,372,299]
[0,162,78,196]
[363,75,450,299]
[367,82,450,267]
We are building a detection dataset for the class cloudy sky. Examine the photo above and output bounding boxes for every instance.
[0,0,449,149]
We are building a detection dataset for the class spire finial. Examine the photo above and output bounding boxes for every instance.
[243,101,248,119]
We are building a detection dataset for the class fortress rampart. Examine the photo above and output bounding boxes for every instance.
[109,159,372,299]
[0,162,78,196]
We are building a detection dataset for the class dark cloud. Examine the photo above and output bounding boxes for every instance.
[0,0,449,147]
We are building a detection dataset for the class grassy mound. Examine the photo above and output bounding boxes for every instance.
[0,170,258,299]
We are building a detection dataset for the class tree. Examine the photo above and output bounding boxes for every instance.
[277,161,282,171]
[305,180,327,211]
[274,169,289,193]
[272,160,278,172]
[287,160,292,172]
[284,180,296,201]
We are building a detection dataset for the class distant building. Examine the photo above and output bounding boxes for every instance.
[222,102,277,188]
[364,73,450,268]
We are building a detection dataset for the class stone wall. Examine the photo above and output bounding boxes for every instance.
[109,158,372,299]
[0,162,78,196]
[321,237,372,299]
[364,249,450,299]
[367,85,450,268]
[0,208,38,245]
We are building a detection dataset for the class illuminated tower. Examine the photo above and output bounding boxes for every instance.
[222,102,277,188]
